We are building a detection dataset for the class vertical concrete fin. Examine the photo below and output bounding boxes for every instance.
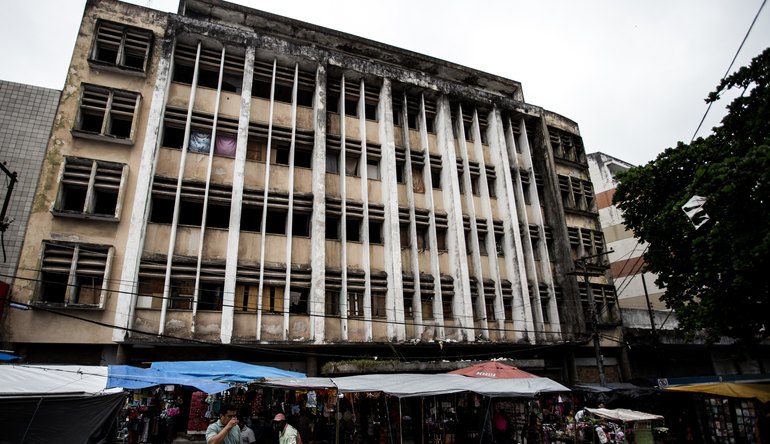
[378,78,405,341]
[309,64,327,344]
[221,45,254,344]
[114,26,175,342]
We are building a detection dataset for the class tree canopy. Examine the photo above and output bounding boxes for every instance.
[613,48,770,344]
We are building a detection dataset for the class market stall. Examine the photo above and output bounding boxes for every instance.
[664,381,770,443]
[0,364,125,443]
[573,407,665,444]
[261,371,570,444]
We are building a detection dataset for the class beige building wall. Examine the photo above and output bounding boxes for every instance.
[6,0,619,370]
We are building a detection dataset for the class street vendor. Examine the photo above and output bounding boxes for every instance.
[206,403,241,444]
[273,412,302,444]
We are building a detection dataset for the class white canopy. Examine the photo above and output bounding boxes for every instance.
[0,365,118,396]
[263,377,336,389]
[586,407,664,422]
[265,373,569,398]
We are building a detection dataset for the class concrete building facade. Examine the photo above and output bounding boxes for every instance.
[0,81,60,310]
[586,152,671,331]
[5,0,620,380]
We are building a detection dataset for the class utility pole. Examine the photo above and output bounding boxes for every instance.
[641,273,657,342]
[575,250,612,387]
[0,162,19,262]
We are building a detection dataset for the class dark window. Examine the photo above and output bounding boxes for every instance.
[488,178,496,198]
[275,144,290,165]
[289,288,309,314]
[369,221,383,244]
[240,206,262,232]
[346,219,361,242]
[326,150,340,173]
[325,291,340,316]
[198,282,223,311]
[265,209,287,234]
[39,241,111,306]
[430,167,441,189]
[325,216,340,240]
[495,233,505,256]
[90,20,152,73]
[74,84,139,142]
[55,157,126,220]
[292,212,311,237]
[364,102,377,120]
[162,125,185,148]
[436,228,447,251]
[295,147,313,168]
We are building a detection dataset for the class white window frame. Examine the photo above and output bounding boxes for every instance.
[53,156,128,221]
[36,241,114,308]
[72,84,141,145]
[89,20,153,74]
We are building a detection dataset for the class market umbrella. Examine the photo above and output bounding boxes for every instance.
[449,360,537,379]
[664,382,770,403]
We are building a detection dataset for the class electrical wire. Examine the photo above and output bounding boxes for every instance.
[690,0,767,143]
[2,269,609,362]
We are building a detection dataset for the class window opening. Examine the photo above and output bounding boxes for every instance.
[369,221,383,244]
[289,288,309,314]
[366,159,380,180]
[39,241,110,305]
[325,216,340,240]
[346,218,361,242]
[265,209,287,234]
[55,157,126,219]
[91,20,152,72]
[75,84,139,141]
[293,212,311,237]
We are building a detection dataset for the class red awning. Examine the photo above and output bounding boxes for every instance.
[448,361,537,379]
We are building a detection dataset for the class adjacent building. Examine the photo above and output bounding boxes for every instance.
[4,0,621,381]
[0,80,60,323]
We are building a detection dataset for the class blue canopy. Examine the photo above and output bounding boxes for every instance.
[0,353,20,361]
[150,360,305,383]
[107,365,230,394]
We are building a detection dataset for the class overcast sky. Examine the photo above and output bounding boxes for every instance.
[2,0,768,165]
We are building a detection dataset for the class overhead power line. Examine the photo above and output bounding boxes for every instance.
[690,0,767,142]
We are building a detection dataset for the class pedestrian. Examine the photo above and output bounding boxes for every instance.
[756,402,770,444]
[273,412,302,444]
[240,418,257,444]
[206,403,241,444]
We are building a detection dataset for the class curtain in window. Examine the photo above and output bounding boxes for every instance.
[215,135,237,157]
[345,157,359,175]
[326,154,339,173]
[189,131,211,154]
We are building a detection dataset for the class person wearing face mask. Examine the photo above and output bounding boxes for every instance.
[273,413,302,444]
[206,404,241,444]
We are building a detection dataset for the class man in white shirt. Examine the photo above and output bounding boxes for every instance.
[240,421,257,444]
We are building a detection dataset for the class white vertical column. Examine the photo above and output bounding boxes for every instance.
[192,46,226,333]
[282,64,300,341]
[378,78,405,341]
[339,76,349,341]
[255,59,278,341]
[159,41,202,336]
[435,96,473,341]
[357,79,373,341]
[113,31,175,341]
[221,45,254,344]
[517,117,561,340]
[400,94,424,338]
[456,105,487,339]
[489,110,533,342]
[474,110,506,340]
[419,95,444,339]
[309,64,327,344]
